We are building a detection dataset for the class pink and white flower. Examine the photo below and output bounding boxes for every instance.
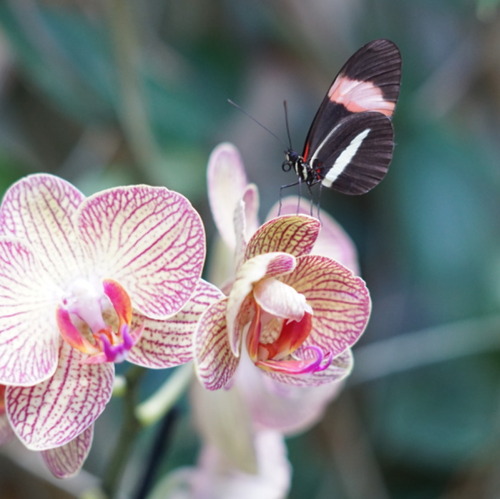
[0,174,206,454]
[194,214,370,390]
[195,143,371,392]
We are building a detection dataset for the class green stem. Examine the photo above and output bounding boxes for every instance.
[351,314,500,385]
[102,365,146,498]
[136,363,193,427]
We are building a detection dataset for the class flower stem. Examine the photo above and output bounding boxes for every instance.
[136,363,193,426]
[102,365,146,498]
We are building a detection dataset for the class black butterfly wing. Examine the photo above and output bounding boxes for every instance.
[302,39,401,162]
[310,112,394,195]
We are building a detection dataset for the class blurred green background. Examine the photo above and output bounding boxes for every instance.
[1,0,500,498]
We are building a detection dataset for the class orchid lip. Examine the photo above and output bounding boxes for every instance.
[256,345,333,375]
[56,278,143,364]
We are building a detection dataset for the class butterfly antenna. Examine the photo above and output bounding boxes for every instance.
[283,100,293,150]
[227,99,285,147]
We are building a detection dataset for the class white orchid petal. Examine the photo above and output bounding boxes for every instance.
[207,143,251,248]
[78,185,205,319]
[235,352,344,435]
[242,184,259,240]
[253,278,310,322]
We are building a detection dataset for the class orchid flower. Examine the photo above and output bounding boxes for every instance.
[195,214,370,389]
[195,143,371,391]
[201,143,367,436]
[0,174,206,455]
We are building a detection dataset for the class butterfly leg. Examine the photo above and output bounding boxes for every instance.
[278,179,301,215]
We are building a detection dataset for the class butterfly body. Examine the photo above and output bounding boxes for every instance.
[283,39,402,195]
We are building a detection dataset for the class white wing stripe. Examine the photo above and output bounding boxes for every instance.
[321,128,371,188]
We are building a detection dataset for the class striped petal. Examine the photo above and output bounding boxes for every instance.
[281,255,371,355]
[207,143,258,248]
[128,280,224,368]
[6,342,114,450]
[0,174,85,283]
[77,186,205,320]
[41,425,94,478]
[267,196,359,273]
[0,239,60,385]
[245,215,320,261]
[194,298,238,390]
[226,253,296,355]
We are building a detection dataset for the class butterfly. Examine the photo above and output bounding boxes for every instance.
[282,39,402,195]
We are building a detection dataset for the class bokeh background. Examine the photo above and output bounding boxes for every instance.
[1,1,500,498]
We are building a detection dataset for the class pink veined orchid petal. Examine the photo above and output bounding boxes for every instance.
[0,239,60,385]
[128,280,224,369]
[244,215,320,261]
[77,185,206,320]
[267,196,359,274]
[0,174,86,283]
[233,197,248,275]
[5,342,114,451]
[207,143,256,249]
[209,184,259,289]
[264,348,354,388]
[41,425,94,478]
[242,184,260,241]
[281,255,371,356]
[226,253,296,356]
[194,298,238,390]
[253,278,311,323]
[230,186,261,272]
[234,183,260,270]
